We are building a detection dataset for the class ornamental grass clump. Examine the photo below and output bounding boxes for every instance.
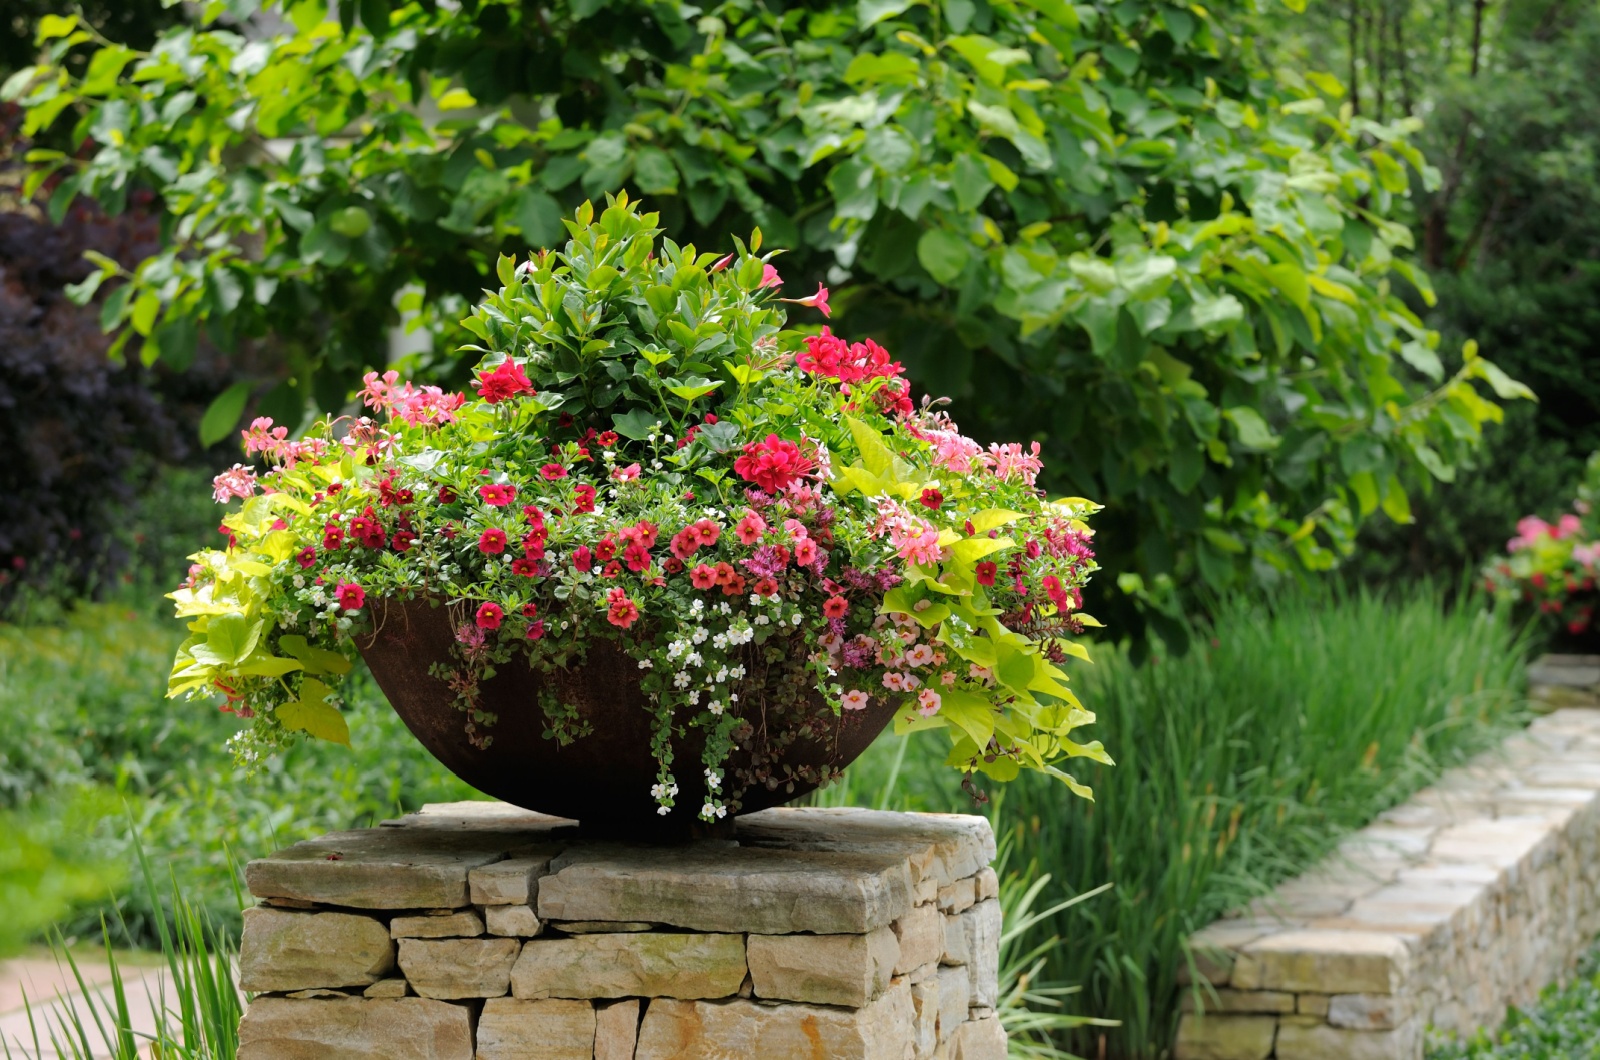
[168,195,1106,822]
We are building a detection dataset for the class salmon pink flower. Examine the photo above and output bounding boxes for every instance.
[781,283,830,318]
[475,602,504,629]
[540,463,568,480]
[823,595,849,619]
[916,689,942,717]
[841,690,870,711]
[735,511,767,545]
[211,464,257,504]
[335,582,365,611]
[794,537,819,566]
[690,564,718,590]
[606,588,641,629]
[623,543,652,572]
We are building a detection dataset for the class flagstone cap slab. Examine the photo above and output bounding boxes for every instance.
[245,827,557,910]
[537,842,915,934]
[735,806,997,888]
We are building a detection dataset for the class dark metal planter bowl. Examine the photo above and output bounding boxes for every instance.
[355,596,897,840]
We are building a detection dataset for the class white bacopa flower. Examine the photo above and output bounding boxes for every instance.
[637,659,653,670]
[657,805,671,815]
[790,613,803,625]
[715,667,729,682]
[687,690,700,705]
[692,626,709,644]
[674,671,692,689]
[708,700,724,715]
[730,665,747,680]
[686,652,703,667]
[755,615,770,626]
[704,770,721,790]
[691,598,705,613]
[702,802,717,818]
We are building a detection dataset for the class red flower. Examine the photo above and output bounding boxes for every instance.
[1042,574,1071,610]
[714,561,738,586]
[511,556,540,577]
[690,564,718,590]
[350,507,386,549]
[920,488,944,510]
[573,545,594,572]
[479,528,508,554]
[437,486,457,504]
[521,538,546,561]
[690,519,720,547]
[521,602,539,618]
[523,504,546,526]
[296,547,316,569]
[620,520,659,549]
[623,543,652,572]
[475,360,535,404]
[475,602,504,629]
[392,529,417,553]
[753,577,779,596]
[540,463,568,480]
[975,562,998,587]
[733,434,812,493]
[720,573,747,596]
[573,484,597,512]
[597,430,619,447]
[606,592,641,629]
[596,537,618,562]
[664,557,685,574]
[601,560,622,578]
[823,595,849,619]
[322,523,344,550]
[669,530,699,560]
[526,619,546,640]
[478,484,517,506]
[335,582,365,611]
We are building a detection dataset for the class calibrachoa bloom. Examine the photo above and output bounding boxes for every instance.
[169,199,1107,825]
[1483,452,1600,641]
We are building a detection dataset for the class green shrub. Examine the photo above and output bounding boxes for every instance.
[826,582,1532,1056]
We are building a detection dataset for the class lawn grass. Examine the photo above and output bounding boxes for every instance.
[824,582,1533,1057]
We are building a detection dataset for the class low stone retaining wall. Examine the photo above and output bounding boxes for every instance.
[235,803,1005,1060]
[1530,654,1600,708]
[1175,706,1600,1060]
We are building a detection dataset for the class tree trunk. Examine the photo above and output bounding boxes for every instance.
[1349,0,1362,113]
[1469,0,1488,76]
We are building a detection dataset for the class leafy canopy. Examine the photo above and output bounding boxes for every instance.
[3,0,1527,637]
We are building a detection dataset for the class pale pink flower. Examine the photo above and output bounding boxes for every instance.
[612,463,642,482]
[940,671,958,687]
[925,429,985,475]
[1575,542,1600,569]
[969,664,995,684]
[906,645,936,667]
[211,464,257,504]
[1556,514,1583,539]
[982,441,1045,485]
[883,672,908,691]
[896,525,943,566]
[761,264,783,288]
[841,689,870,711]
[902,673,922,690]
[916,688,942,717]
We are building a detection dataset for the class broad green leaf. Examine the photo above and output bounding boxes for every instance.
[917,228,971,284]
[277,679,351,745]
[199,381,253,447]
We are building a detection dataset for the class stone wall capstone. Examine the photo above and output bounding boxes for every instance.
[236,804,1006,1060]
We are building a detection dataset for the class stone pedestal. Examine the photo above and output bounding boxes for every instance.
[236,803,1006,1060]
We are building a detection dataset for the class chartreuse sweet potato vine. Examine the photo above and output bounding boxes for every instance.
[169,196,1107,821]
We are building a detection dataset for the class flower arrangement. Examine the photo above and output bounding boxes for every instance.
[1482,451,1600,641]
[169,195,1108,821]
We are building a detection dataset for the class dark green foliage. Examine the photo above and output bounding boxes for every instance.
[5,0,1528,636]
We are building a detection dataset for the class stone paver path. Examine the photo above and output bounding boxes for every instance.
[0,955,168,1059]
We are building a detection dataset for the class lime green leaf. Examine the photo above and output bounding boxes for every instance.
[200,381,253,447]
[277,679,351,746]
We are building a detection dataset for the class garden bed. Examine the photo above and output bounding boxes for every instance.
[1176,707,1600,1059]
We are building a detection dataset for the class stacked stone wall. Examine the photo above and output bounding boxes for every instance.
[1176,706,1600,1060]
[235,803,1006,1060]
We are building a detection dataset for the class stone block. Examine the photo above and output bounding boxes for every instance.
[469,853,557,906]
[389,801,573,832]
[246,828,548,910]
[594,999,642,1060]
[1179,989,1295,1014]
[1232,931,1410,994]
[476,997,594,1060]
[938,966,970,1041]
[1274,1018,1421,1060]
[960,900,1002,1008]
[949,1016,1007,1060]
[1178,924,1276,987]
[484,905,542,937]
[390,911,484,939]
[398,937,520,999]
[511,932,747,1000]
[895,903,946,975]
[537,844,913,934]
[1171,1013,1277,1060]
[634,979,915,1060]
[737,806,996,888]
[238,907,394,993]
[364,978,409,998]
[943,911,970,966]
[1297,994,1330,1016]
[1328,992,1410,1030]
[748,926,898,1007]
[938,877,977,914]
[236,997,473,1060]
[974,868,998,902]
[551,921,655,933]
[910,977,939,1058]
